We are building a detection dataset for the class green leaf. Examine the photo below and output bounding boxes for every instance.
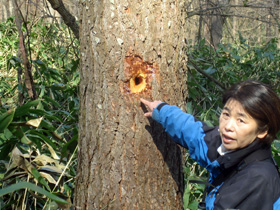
[29,109,63,122]
[0,140,16,160]
[43,96,62,108]
[243,0,248,6]
[274,158,280,170]
[40,119,56,132]
[14,100,41,117]
[51,83,65,90]
[61,134,78,160]
[0,128,13,141]
[0,109,15,133]
[204,66,217,74]
[273,140,280,152]
[28,130,57,149]
[31,168,51,191]
[44,201,59,210]
[21,134,32,145]
[0,181,68,204]
[186,102,193,115]
[39,85,46,98]
[183,183,191,209]
[188,200,199,210]
[7,56,21,71]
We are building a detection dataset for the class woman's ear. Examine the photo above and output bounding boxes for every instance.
[257,130,268,139]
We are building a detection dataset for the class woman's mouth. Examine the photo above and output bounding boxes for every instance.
[222,134,236,144]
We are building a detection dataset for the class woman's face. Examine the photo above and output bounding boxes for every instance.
[219,99,267,150]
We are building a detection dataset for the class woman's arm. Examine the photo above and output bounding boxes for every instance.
[141,98,213,168]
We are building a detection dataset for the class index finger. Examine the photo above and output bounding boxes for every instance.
[140,98,151,107]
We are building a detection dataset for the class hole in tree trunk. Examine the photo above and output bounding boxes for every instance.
[135,75,143,85]
[130,73,146,93]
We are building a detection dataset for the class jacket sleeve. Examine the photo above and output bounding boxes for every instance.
[152,103,212,168]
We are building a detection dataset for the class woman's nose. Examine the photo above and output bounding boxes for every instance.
[225,118,234,131]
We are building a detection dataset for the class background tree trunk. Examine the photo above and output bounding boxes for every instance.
[205,0,226,48]
[74,0,187,209]
[2,0,11,21]
[12,0,37,100]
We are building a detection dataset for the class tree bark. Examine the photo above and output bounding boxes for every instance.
[205,0,226,48]
[74,0,187,209]
[12,0,37,100]
[46,0,79,39]
[2,0,11,21]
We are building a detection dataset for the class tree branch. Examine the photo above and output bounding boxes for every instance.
[188,59,226,91]
[187,3,280,18]
[201,13,277,25]
[46,0,79,40]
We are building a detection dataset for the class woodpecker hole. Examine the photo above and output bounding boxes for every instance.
[130,73,146,93]
[122,55,159,95]
[135,75,143,85]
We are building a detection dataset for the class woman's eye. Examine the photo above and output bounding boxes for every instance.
[222,112,229,117]
[238,118,245,123]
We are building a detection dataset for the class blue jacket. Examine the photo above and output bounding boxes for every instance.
[152,103,280,210]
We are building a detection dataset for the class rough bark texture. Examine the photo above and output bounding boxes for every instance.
[210,14,224,48]
[205,0,225,48]
[74,0,187,209]
[2,0,11,21]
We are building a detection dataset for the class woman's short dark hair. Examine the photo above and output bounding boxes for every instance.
[222,80,280,144]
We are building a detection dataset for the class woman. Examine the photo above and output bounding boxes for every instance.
[141,80,280,210]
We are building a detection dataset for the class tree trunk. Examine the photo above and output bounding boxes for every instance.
[2,0,11,21]
[207,0,226,48]
[74,0,187,209]
[12,0,37,100]
[210,14,224,48]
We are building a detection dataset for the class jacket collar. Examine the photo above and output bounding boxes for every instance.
[217,138,271,169]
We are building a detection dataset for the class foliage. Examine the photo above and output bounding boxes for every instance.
[184,35,280,209]
[1,13,280,210]
[0,17,79,209]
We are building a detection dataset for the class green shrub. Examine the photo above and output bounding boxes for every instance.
[0,17,79,209]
